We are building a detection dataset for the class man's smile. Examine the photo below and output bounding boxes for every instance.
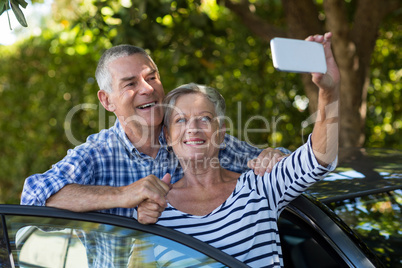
[137,101,157,109]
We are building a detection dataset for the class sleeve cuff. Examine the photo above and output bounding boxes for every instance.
[307,134,338,172]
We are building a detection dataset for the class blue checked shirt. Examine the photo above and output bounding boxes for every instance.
[21,120,282,217]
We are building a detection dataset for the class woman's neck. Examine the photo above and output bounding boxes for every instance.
[178,158,225,185]
[168,165,241,216]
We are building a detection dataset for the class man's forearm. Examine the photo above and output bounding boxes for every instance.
[46,184,123,212]
[46,175,171,213]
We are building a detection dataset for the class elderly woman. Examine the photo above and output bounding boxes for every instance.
[135,32,340,267]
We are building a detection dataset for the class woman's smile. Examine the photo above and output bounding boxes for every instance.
[184,138,206,146]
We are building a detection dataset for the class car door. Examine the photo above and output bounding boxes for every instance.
[278,195,384,268]
[0,196,384,268]
[0,205,248,268]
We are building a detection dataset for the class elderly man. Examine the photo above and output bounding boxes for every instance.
[21,45,287,222]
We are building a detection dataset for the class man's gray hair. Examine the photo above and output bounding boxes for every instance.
[95,45,157,93]
[163,83,226,129]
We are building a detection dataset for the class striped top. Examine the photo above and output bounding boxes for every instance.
[155,136,336,267]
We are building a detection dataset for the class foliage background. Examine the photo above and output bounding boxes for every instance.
[0,0,400,203]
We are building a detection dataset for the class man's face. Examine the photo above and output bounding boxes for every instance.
[107,53,165,130]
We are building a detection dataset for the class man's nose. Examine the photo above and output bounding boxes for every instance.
[138,79,155,95]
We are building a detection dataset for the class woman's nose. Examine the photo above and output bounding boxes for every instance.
[186,118,200,133]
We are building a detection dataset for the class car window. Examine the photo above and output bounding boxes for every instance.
[278,215,343,268]
[327,189,402,268]
[0,217,12,267]
[4,215,228,268]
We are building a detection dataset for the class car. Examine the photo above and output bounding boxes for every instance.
[293,147,402,268]
[0,148,400,267]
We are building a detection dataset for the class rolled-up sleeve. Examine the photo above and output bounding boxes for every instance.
[21,147,93,206]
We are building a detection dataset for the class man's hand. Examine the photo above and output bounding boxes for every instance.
[136,173,172,224]
[247,148,288,176]
[121,173,171,209]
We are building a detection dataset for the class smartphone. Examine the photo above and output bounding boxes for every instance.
[270,37,327,74]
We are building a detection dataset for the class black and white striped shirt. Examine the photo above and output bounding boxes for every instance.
[153,136,336,267]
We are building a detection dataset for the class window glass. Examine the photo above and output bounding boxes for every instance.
[278,215,341,268]
[5,215,227,267]
[328,190,402,267]
[0,216,12,266]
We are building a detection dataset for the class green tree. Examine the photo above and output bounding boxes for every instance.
[0,0,400,203]
[0,34,101,203]
[50,0,401,148]
[221,0,401,148]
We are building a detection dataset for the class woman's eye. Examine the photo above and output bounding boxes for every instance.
[200,116,212,122]
[176,118,186,123]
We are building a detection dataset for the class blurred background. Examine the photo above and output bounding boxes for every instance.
[0,0,401,203]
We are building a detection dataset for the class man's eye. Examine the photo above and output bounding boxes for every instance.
[146,76,156,83]
[147,73,159,82]
[125,82,136,88]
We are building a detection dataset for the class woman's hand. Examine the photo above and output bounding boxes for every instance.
[306,32,340,93]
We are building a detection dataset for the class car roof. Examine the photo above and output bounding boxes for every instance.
[304,148,402,203]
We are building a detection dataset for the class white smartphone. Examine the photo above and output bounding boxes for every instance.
[270,37,327,74]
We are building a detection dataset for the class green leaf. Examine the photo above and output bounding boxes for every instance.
[10,0,27,27]
[14,0,27,9]
[0,0,7,16]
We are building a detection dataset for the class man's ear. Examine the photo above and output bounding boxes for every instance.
[98,90,116,112]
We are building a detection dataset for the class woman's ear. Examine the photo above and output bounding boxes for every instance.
[164,125,171,146]
[98,90,116,112]
[219,122,226,144]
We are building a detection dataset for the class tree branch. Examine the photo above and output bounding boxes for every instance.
[281,0,324,38]
[352,0,400,68]
[223,0,286,41]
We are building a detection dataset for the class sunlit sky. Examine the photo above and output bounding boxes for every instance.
[0,0,53,45]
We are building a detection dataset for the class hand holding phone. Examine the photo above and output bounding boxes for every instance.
[270,37,327,74]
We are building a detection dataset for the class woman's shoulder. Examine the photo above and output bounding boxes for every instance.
[236,170,259,188]
[222,168,242,182]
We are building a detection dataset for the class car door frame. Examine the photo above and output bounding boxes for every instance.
[281,195,384,268]
[0,204,249,268]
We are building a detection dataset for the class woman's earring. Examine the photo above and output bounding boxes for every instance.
[167,146,173,153]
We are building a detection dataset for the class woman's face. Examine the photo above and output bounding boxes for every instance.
[166,93,224,162]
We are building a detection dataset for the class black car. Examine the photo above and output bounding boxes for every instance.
[296,147,402,268]
[0,148,400,267]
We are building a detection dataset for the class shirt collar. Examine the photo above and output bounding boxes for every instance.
[113,119,168,158]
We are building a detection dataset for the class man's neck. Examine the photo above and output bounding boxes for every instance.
[120,120,162,158]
